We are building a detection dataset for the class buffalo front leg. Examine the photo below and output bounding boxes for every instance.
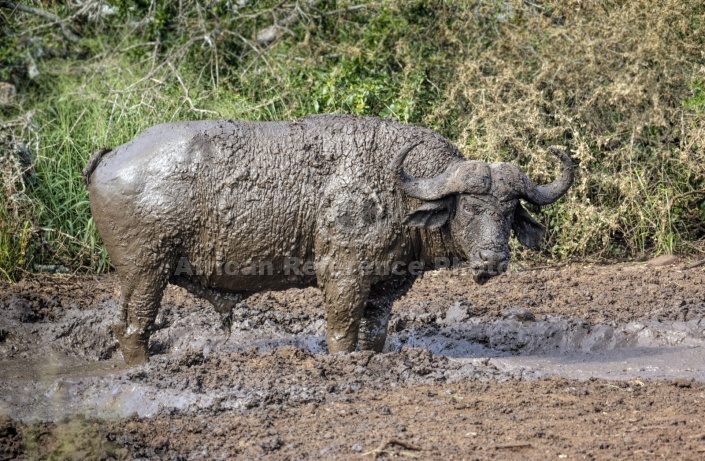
[320,274,370,354]
[358,297,392,352]
[359,278,414,352]
[113,270,167,365]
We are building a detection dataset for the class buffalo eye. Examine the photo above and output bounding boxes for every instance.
[463,204,481,215]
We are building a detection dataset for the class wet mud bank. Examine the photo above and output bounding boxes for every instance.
[2,263,705,459]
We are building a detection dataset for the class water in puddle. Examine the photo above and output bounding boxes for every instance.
[3,304,705,422]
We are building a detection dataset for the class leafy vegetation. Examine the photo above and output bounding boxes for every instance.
[1,0,704,280]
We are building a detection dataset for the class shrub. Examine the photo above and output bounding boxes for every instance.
[1,0,704,279]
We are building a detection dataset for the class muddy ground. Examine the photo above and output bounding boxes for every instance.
[2,262,705,459]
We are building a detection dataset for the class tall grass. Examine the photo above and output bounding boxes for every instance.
[1,0,704,280]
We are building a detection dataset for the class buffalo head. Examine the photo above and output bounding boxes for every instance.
[392,142,574,284]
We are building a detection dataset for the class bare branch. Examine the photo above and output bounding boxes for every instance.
[0,1,80,42]
[255,0,322,46]
[167,62,220,116]
[667,190,705,211]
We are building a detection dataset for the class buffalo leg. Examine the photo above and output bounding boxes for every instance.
[359,278,414,352]
[113,269,167,365]
[171,276,242,334]
[358,297,392,352]
[320,273,370,353]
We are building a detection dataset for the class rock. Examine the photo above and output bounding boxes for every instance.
[260,436,282,452]
[0,82,16,106]
[501,307,536,322]
[256,25,281,46]
[671,378,692,388]
[351,443,363,452]
[26,56,39,79]
[647,254,681,267]
[441,301,470,326]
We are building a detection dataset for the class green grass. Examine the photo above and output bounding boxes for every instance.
[1,0,705,280]
[685,79,705,112]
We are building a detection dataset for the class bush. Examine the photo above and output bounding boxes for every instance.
[1,0,704,280]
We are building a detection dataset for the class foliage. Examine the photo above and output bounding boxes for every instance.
[1,0,704,279]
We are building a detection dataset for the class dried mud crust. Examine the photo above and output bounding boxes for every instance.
[2,262,705,460]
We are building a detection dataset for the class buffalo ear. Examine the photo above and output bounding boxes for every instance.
[512,203,545,248]
[402,196,454,229]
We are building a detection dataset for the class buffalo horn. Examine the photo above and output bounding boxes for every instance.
[392,141,490,201]
[519,146,574,205]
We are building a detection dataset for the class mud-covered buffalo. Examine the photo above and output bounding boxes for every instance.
[83,115,573,364]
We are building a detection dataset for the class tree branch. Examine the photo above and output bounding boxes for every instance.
[667,190,705,211]
[0,1,80,42]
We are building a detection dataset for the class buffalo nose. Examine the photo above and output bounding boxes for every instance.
[480,250,503,264]
[479,250,508,273]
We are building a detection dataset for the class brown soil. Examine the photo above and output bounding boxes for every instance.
[399,262,704,324]
[2,262,705,460]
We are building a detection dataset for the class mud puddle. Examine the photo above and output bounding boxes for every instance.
[395,316,705,381]
[5,318,705,422]
[3,264,705,459]
[3,265,705,422]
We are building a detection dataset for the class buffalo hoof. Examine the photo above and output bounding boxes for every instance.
[326,335,357,354]
[358,318,387,352]
[112,323,149,365]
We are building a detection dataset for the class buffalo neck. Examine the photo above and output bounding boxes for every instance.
[411,225,464,270]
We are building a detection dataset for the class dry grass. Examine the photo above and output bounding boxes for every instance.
[425,0,705,258]
[0,113,40,280]
[1,0,704,279]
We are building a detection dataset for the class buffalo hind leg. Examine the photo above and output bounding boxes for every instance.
[113,269,168,365]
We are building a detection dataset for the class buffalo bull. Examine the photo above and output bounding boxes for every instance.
[83,115,573,364]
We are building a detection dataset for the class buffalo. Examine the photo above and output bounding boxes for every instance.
[83,115,573,364]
